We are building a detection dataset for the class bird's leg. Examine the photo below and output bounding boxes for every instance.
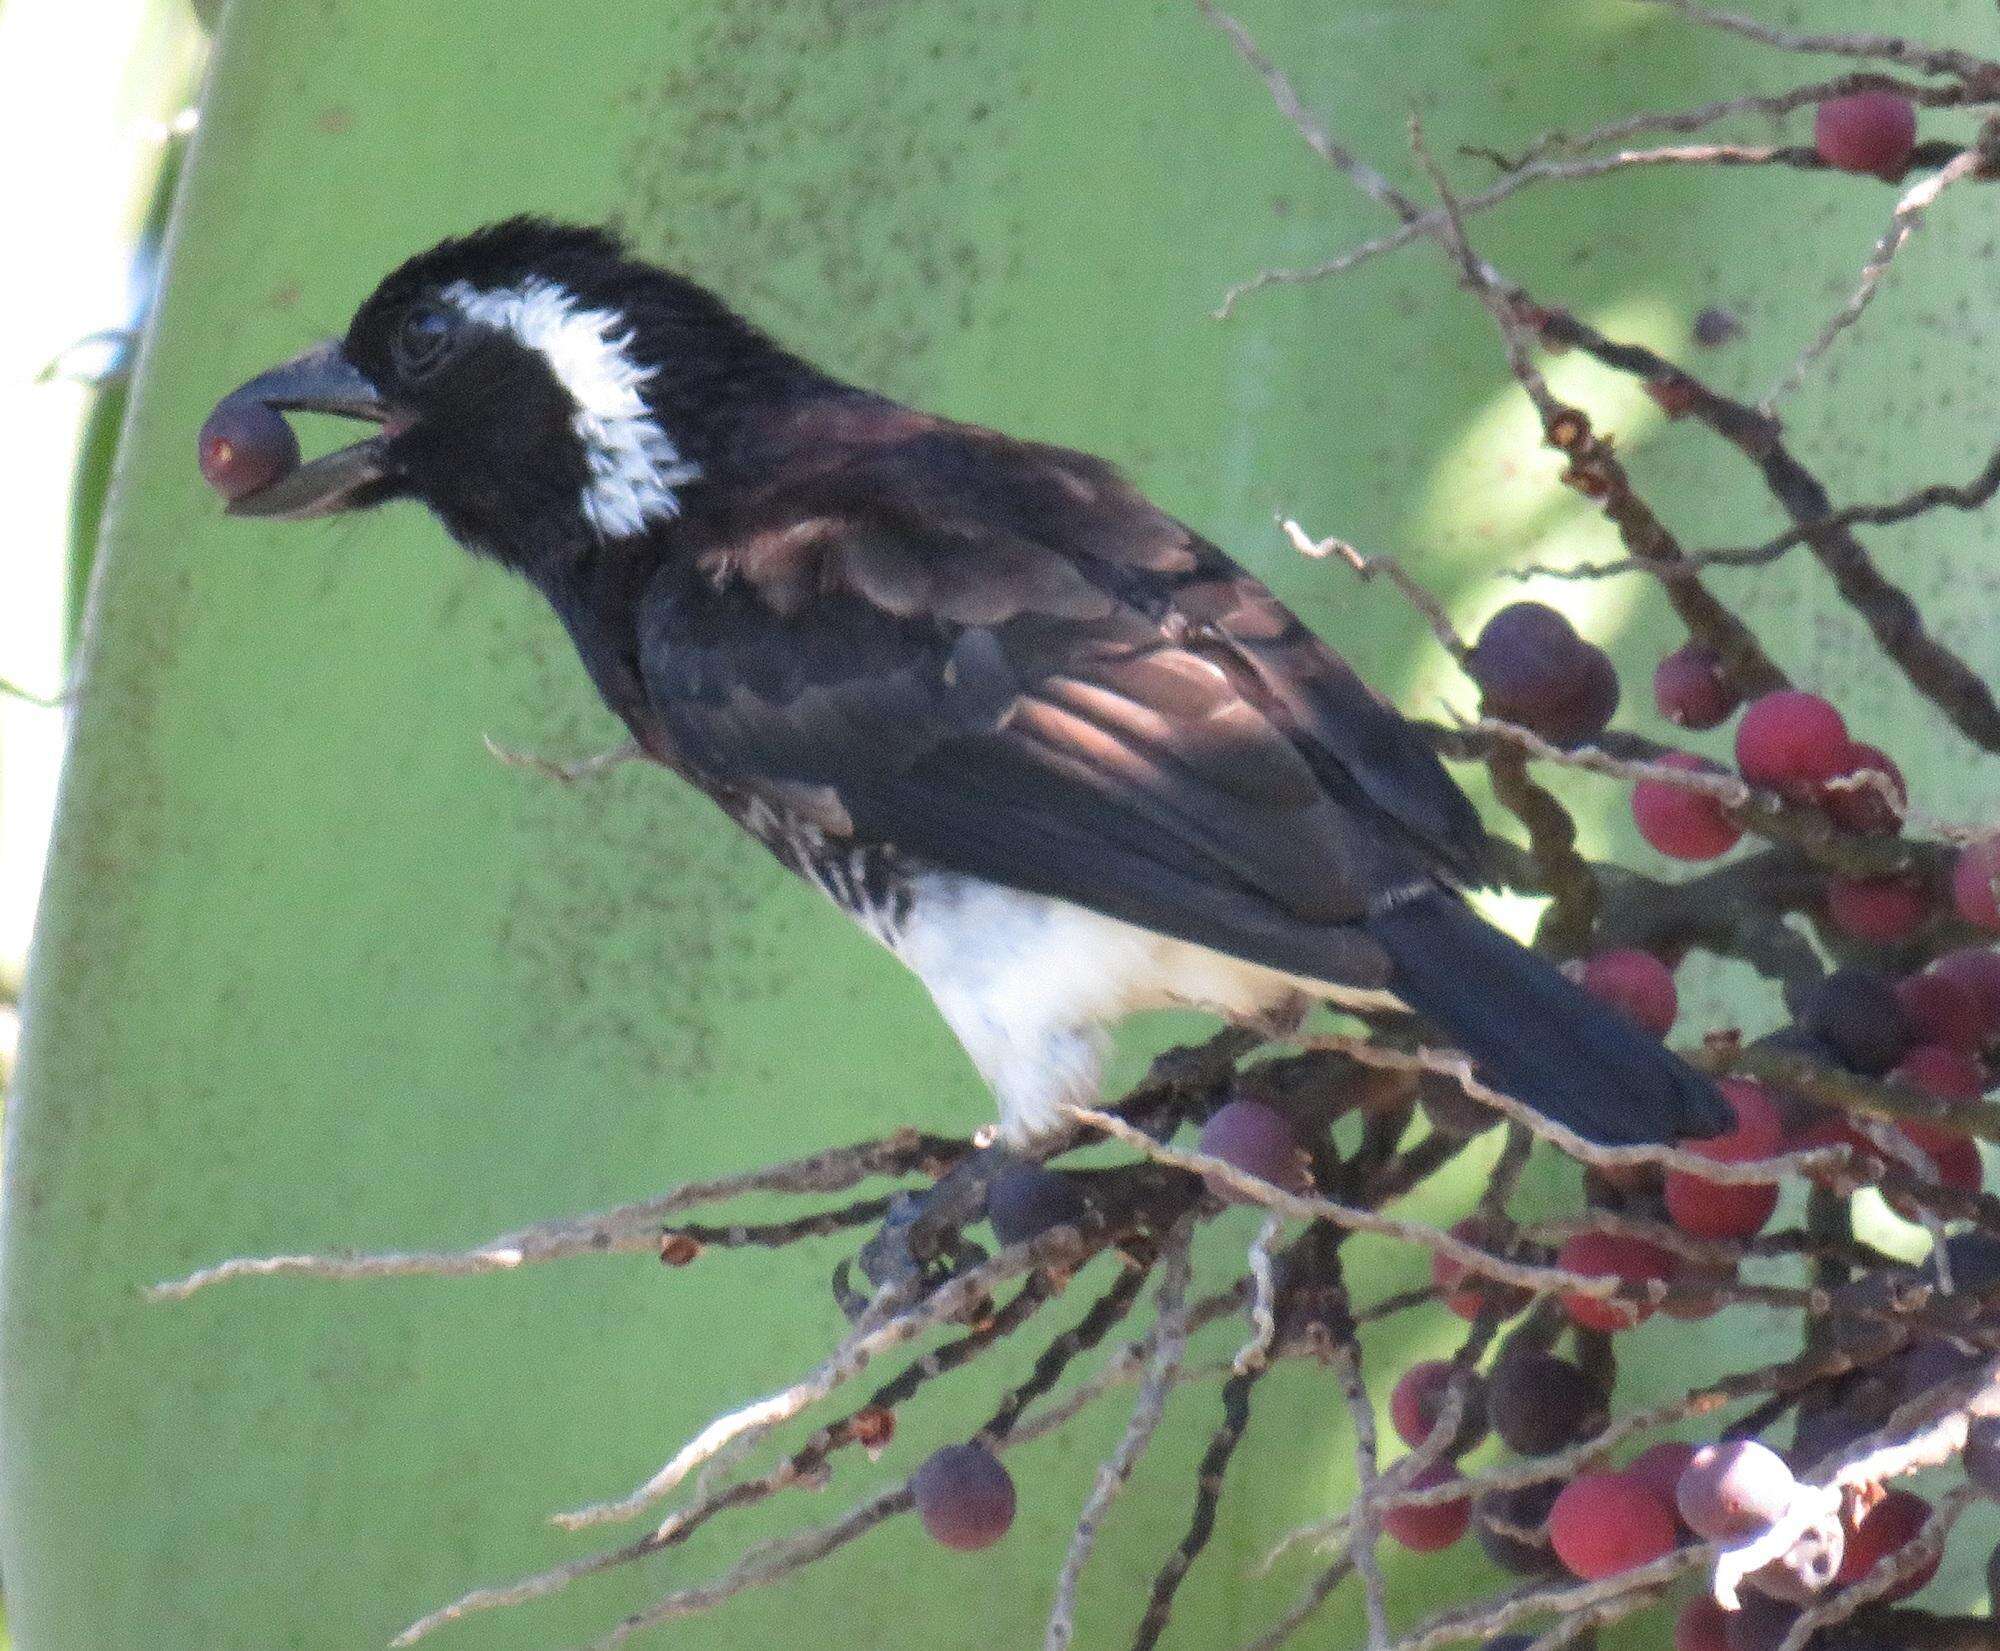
[849,1117,1091,1303]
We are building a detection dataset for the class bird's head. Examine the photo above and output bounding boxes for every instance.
[212,218,808,567]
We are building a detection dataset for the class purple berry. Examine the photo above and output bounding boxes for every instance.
[1653,645,1741,731]
[198,396,300,502]
[911,1443,1016,1551]
[1198,1098,1306,1197]
[985,1165,1089,1245]
[1468,604,1618,747]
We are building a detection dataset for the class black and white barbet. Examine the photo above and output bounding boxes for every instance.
[217,218,1729,1150]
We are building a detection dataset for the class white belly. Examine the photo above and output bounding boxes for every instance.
[887,874,1403,1144]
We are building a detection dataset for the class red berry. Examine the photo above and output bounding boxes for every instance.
[1198,1099,1307,1199]
[1933,948,2000,1026]
[1548,1472,1677,1578]
[1675,1595,1731,1651]
[1735,691,1849,797]
[1837,1489,1937,1599]
[1626,1441,1698,1517]
[1824,874,1929,944]
[1557,1231,1675,1331]
[1665,1079,1783,1240]
[1897,971,1994,1057]
[910,1444,1016,1551]
[1634,752,1743,861]
[198,396,301,502]
[1953,838,2000,931]
[1577,949,1678,1037]
[1895,1044,1986,1102]
[1821,742,1906,835]
[1676,1440,1797,1541]
[1388,1360,1487,1455]
[1814,92,1919,179]
[1654,645,1741,731]
[1920,1132,1982,1193]
[1432,1218,1530,1322]
[1381,1461,1469,1552]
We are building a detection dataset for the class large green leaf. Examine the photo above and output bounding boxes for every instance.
[7,2,1998,1647]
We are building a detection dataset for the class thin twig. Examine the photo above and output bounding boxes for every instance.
[557,1226,1092,1531]
[1045,1230,1195,1651]
[150,1130,964,1299]
[1763,139,1992,409]
[1282,519,1469,660]
[1631,0,2000,86]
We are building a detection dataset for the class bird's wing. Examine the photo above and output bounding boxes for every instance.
[636,427,1484,984]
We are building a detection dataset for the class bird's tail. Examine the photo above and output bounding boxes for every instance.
[1365,890,1732,1146]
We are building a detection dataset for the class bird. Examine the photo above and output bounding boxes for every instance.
[213,217,1730,1151]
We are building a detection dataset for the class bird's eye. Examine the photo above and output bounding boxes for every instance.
[393,303,456,378]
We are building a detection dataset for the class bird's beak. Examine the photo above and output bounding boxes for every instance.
[218,341,398,519]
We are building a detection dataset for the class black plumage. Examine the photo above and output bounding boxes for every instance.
[217,218,1730,1148]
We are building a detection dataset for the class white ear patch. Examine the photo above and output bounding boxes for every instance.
[441,276,701,538]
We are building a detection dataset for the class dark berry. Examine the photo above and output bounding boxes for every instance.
[1577,949,1678,1038]
[1801,968,1912,1076]
[1490,1351,1607,1455]
[1900,1335,1983,1405]
[1198,1098,1307,1199]
[1389,1360,1488,1456]
[1634,752,1743,861]
[911,1443,1016,1551]
[1836,1489,1937,1599]
[1724,1596,1801,1651]
[1938,1231,2000,1290]
[1814,92,1918,179]
[1474,1481,1565,1578]
[1540,645,1621,748]
[1549,1472,1677,1578]
[1675,1439,1797,1541]
[1692,307,1744,348]
[985,1164,1090,1245]
[1953,838,2000,931]
[1735,691,1849,798]
[1558,1231,1675,1331]
[1469,604,1618,746]
[198,396,301,502]
[1654,645,1741,731]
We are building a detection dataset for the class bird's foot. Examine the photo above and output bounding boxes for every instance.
[850,1145,1006,1303]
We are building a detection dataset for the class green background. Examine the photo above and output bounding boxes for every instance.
[6,1,1999,1646]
